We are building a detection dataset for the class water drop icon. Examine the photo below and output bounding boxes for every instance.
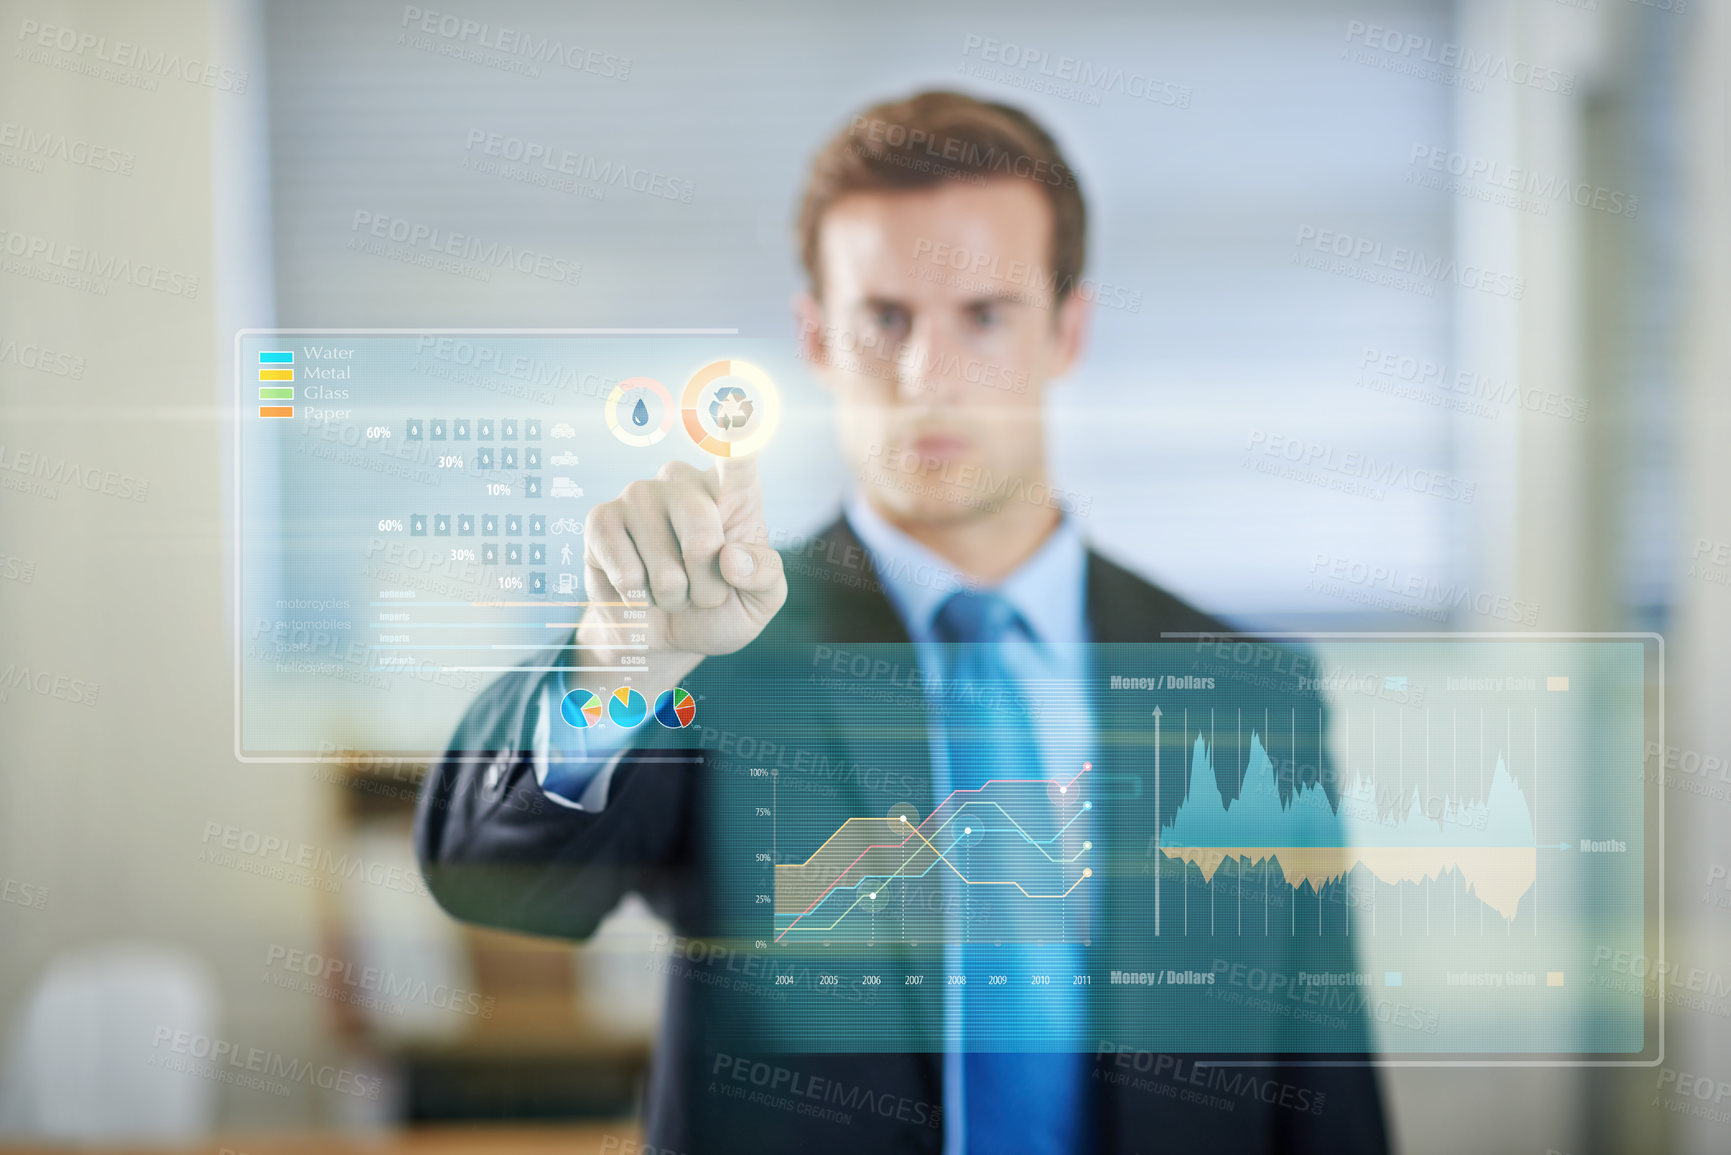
[631,398,650,427]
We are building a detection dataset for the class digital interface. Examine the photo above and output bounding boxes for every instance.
[235,334,1660,1063]
[234,329,787,758]
[685,637,1661,1062]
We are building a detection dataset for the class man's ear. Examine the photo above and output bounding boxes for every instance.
[792,291,827,377]
[1050,289,1092,380]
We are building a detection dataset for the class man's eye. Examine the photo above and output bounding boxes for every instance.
[872,306,909,333]
[970,303,1003,330]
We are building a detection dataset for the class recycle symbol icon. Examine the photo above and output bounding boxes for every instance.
[709,386,754,431]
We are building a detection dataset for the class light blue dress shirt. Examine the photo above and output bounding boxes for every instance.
[534,495,1098,1153]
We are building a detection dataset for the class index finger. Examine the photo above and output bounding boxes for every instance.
[716,454,759,498]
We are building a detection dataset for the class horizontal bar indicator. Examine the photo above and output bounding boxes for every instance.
[258,351,294,363]
[257,387,294,400]
[258,406,294,419]
[258,368,294,382]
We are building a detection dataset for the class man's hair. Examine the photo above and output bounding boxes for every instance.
[797,90,1087,303]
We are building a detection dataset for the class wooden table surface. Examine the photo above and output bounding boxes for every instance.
[0,1124,643,1155]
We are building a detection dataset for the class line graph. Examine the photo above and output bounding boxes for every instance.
[1155,705,1552,936]
[774,765,1094,944]
[742,638,1655,1060]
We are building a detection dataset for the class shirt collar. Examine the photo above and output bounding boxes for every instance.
[842,493,1089,645]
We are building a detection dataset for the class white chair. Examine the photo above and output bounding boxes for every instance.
[0,943,219,1143]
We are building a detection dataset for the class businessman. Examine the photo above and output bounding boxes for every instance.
[417,90,1388,1153]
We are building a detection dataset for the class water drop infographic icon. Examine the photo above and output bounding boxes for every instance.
[605,377,675,448]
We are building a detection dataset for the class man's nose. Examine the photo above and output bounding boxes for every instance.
[894,318,966,402]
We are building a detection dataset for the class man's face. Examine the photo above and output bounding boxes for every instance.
[796,179,1088,526]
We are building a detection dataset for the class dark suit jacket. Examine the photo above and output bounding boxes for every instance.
[416,515,1389,1154]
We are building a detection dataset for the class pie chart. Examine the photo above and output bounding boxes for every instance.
[560,688,603,728]
[607,687,648,728]
[654,687,696,728]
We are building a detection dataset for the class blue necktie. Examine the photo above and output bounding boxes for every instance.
[933,590,1090,1155]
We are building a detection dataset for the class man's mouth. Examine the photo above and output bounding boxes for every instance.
[909,434,969,460]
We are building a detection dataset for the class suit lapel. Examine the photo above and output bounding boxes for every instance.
[793,515,915,643]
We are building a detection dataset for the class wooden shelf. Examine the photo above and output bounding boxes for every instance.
[0,1123,641,1155]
